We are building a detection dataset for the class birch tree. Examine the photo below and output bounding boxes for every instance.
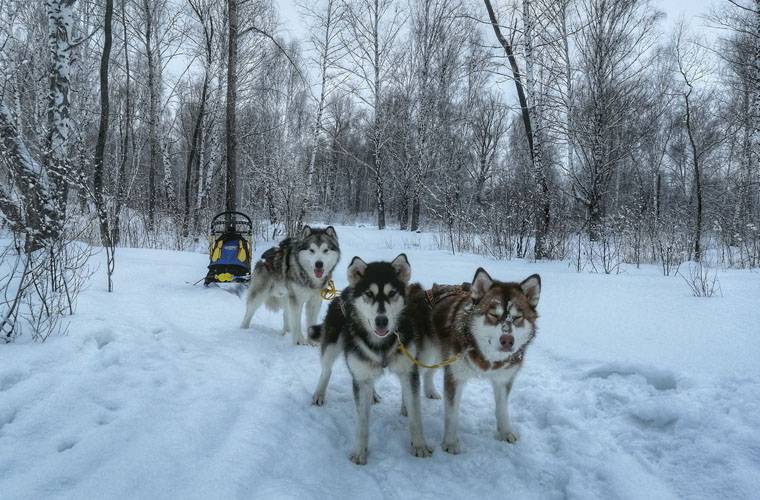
[408,0,461,231]
[0,103,60,250]
[300,0,346,225]
[568,0,660,240]
[93,0,114,290]
[225,0,238,213]
[182,0,216,237]
[711,0,759,263]
[341,0,405,230]
[45,0,77,224]
[672,24,726,262]
[482,0,551,258]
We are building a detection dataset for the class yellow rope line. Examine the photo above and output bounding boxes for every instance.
[394,331,462,369]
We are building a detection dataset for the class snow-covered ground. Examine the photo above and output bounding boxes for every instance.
[2,225,759,500]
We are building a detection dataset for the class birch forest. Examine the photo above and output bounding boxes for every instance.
[1,0,758,335]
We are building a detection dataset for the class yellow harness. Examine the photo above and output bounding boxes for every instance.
[320,279,339,300]
[393,331,463,369]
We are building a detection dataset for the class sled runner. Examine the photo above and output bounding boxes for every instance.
[204,211,253,285]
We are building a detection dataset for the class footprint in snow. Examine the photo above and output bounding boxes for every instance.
[57,438,78,452]
[584,363,677,391]
[84,329,115,350]
[0,408,18,430]
[0,370,28,392]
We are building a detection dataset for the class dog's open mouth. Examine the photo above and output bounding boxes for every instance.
[374,327,390,337]
[314,268,324,278]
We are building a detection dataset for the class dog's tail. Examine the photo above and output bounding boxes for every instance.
[308,324,323,342]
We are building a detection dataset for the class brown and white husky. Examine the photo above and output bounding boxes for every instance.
[425,268,541,454]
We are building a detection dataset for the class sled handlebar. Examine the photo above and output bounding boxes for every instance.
[211,211,252,234]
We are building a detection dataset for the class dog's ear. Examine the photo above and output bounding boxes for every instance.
[520,274,541,308]
[391,253,411,284]
[324,226,337,239]
[301,225,313,238]
[471,268,493,302]
[347,256,367,287]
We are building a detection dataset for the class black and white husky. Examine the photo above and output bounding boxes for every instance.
[240,226,340,345]
[309,254,434,465]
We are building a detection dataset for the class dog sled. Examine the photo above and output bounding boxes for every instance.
[204,211,253,285]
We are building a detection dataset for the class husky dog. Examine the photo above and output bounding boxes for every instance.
[427,268,541,454]
[240,225,340,345]
[309,254,433,465]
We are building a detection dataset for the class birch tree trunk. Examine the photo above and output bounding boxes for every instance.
[183,0,215,237]
[45,0,77,223]
[0,104,60,250]
[522,0,550,259]
[93,0,113,249]
[113,0,132,247]
[142,0,159,229]
[225,0,238,214]
[684,86,703,261]
[373,0,386,230]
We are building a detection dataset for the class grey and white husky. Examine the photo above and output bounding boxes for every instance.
[240,225,340,345]
[308,254,434,465]
[426,269,541,454]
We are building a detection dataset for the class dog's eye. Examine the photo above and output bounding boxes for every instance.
[365,291,374,300]
[322,249,328,254]
[388,290,397,298]
[309,249,315,254]
[512,315,523,322]
[487,311,499,319]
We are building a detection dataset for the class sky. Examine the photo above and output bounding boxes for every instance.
[269,0,721,99]
[272,0,720,43]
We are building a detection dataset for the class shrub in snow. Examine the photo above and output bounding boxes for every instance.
[679,261,721,298]
[1,220,92,343]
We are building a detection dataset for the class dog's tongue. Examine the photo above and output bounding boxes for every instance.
[375,327,389,337]
[314,269,324,278]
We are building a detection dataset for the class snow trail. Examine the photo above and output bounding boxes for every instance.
[1,226,759,499]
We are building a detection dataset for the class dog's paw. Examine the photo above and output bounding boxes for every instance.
[442,440,461,455]
[312,392,326,406]
[372,390,382,404]
[400,404,407,417]
[425,388,442,400]
[349,448,368,465]
[410,442,433,458]
[496,431,519,444]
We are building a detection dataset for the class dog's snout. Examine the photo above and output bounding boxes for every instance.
[315,261,324,269]
[500,334,514,351]
[375,315,388,329]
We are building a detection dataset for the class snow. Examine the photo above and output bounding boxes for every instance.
[2,225,760,499]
